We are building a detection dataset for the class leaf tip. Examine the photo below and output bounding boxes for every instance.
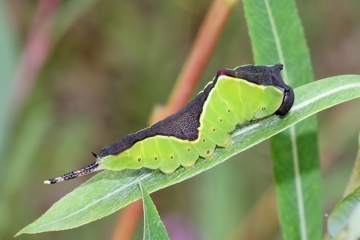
[14,230,24,238]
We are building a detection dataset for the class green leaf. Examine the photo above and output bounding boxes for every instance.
[243,0,322,239]
[346,204,360,239]
[0,1,18,161]
[328,187,360,237]
[329,137,360,238]
[138,179,170,240]
[16,75,360,235]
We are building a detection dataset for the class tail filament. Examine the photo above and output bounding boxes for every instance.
[44,161,102,184]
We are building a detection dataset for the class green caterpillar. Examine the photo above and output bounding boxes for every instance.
[45,64,294,184]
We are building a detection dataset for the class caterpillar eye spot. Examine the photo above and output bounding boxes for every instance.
[154,157,158,160]
[187,148,191,151]
[212,128,216,131]
[262,107,266,110]
[170,156,173,159]
[137,158,141,162]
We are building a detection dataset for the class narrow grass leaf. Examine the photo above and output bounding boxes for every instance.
[346,203,360,239]
[138,180,169,240]
[243,0,321,239]
[329,135,360,238]
[0,1,18,159]
[328,187,360,237]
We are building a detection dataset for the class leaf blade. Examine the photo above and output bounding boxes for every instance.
[328,132,360,237]
[138,180,169,240]
[328,187,360,237]
[16,75,360,235]
[243,0,321,239]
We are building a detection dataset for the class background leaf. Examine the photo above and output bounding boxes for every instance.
[0,0,18,161]
[16,75,360,235]
[328,132,360,238]
[138,180,170,240]
[328,187,360,237]
[243,0,322,238]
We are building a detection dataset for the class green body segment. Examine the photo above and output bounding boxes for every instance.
[99,75,284,173]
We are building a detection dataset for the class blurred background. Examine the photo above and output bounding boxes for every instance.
[0,0,360,239]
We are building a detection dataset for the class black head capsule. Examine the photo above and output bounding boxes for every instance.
[44,152,103,184]
[275,86,295,116]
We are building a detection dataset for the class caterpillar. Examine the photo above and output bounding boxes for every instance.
[45,64,294,184]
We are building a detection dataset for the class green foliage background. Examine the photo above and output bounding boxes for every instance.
[1,0,360,239]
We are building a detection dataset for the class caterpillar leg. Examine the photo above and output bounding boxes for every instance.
[205,151,215,160]
[184,165,195,170]
[223,136,233,148]
[163,170,176,176]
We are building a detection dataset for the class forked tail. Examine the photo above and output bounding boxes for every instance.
[44,153,103,184]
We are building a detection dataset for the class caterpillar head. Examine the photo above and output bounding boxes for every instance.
[233,63,294,116]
